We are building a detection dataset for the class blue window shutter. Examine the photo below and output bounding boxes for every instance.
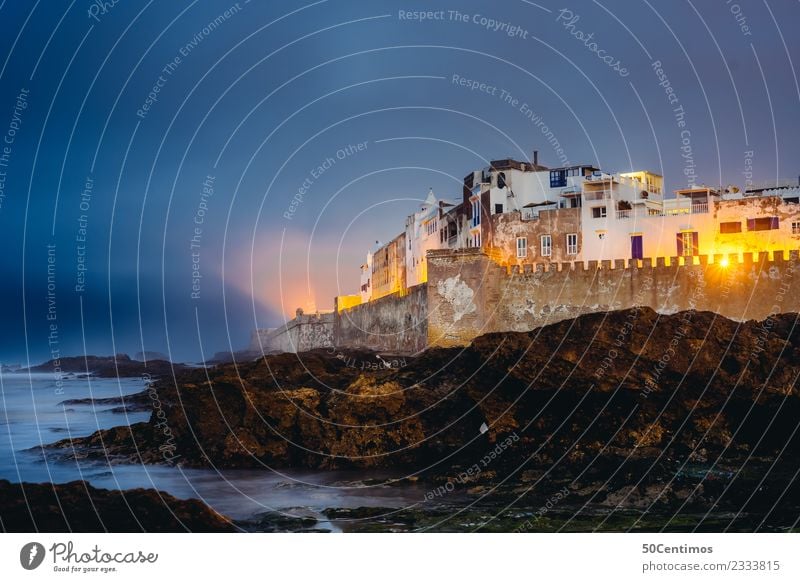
[692,232,699,255]
[676,233,683,256]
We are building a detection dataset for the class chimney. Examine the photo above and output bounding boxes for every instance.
[533,150,539,166]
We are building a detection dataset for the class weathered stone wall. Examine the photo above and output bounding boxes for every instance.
[334,284,428,354]
[257,248,800,355]
[427,247,800,348]
[426,249,499,347]
[251,313,334,354]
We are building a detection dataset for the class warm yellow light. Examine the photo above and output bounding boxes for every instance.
[719,257,730,267]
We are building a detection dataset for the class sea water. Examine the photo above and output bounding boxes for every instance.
[0,372,426,523]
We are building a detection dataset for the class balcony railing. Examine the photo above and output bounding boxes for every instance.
[618,201,709,219]
[584,190,611,201]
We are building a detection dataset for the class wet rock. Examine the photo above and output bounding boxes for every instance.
[0,479,233,532]
[238,510,319,533]
[38,308,800,525]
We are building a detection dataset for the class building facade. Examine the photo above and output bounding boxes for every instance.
[336,155,800,309]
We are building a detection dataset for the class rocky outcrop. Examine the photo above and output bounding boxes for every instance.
[0,479,234,532]
[41,308,800,527]
[23,354,185,378]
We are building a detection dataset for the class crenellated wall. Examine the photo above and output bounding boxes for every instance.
[276,248,800,355]
[334,284,428,354]
[427,248,800,348]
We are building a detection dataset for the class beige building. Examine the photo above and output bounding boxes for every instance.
[370,233,406,300]
[488,207,582,266]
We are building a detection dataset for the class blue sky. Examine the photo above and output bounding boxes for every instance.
[0,0,798,363]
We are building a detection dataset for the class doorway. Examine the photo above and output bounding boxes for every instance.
[631,235,643,259]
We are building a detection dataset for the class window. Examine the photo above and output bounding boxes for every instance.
[516,237,527,258]
[747,217,779,231]
[472,232,481,248]
[792,222,800,234]
[471,199,481,227]
[720,221,742,234]
[567,168,580,177]
[677,231,699,257]
[425,220,437,236]
[494,203,504,214]
[592,206,607,218]
[566,233,578,255]
[540,234,552,257]
[549,170,567,188]
[497,172,507,189]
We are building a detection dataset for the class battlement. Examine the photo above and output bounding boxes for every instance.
[496,249,800,276]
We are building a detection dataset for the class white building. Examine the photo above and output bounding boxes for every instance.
[342,153,800,308]
[579,181,800,263]
[359,251,373,303]
[464,154,600,250]
[404,189,461,288]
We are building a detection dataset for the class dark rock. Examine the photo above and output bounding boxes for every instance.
[0,479,234,532]
[38,308,800,526]
[59,389,153,413]
[238,510,319,532]
[23,355,186,378]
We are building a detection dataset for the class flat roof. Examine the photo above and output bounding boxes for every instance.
[548,164,600,171]
[675,187,720,196]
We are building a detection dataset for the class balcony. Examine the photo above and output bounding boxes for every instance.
[585,171,615,182]
[616,209,632,219]
[584,190,611,201]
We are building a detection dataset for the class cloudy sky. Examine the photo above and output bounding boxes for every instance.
[0,0,797,363]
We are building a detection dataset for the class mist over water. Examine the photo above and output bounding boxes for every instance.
[0,372,425,522]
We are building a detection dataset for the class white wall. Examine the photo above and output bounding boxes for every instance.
[580,197,800,263]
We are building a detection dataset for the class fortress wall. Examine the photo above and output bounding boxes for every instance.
[334,284,428,354]
[427,248,800,348]
[252,313,334,354]
[426,248,504,347]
